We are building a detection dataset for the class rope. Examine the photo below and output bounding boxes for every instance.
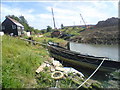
[75,58,106,90]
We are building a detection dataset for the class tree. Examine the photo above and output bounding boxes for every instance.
[5,15,41,34]
[19,16,29,31]
[19,16,28,24]
[6,15,19,22]
[40,30,45,34]
[46,26,52,32]
[61,24,64,29]
[34,29,41,34]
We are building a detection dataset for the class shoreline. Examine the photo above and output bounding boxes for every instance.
[69,37,119,45]
[68,40,119,45]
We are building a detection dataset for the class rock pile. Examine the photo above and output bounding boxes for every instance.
[36,58,84,80]
[35,58,102,89]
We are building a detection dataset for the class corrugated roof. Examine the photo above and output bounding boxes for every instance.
[7,17,24,27]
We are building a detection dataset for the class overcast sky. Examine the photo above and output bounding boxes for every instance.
[1,0,119,30]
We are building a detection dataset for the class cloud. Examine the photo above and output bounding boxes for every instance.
[45,2,112,26]
[47,6,76,14]
[113,1,119,9]
[90,1,108,9]
[44,1,118,28]
[1,1,118,29]
[1,3,38,28]
[28,9,34,13]
[38,14,51,19]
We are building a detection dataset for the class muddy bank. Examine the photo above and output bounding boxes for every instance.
[70,25,119,45]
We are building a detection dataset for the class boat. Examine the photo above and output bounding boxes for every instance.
[47,42,120,73]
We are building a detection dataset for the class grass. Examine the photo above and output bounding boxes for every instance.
[35,72,78,88]
[42,27,85,39]
[60,27,83,36]
[33,36,67,47]
[2,35,49,88]
[2,35,102,89]
[2,35,67,88]
[0,36,2,86]
[2,35,76,88]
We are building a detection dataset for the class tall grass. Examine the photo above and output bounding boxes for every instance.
[0,36,2,86]
[2,35,76,88]
[2,35,49,88]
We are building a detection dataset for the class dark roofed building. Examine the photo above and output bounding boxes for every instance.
[2,17,24,36]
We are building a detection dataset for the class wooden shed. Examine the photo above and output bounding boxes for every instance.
[2,17,24,36]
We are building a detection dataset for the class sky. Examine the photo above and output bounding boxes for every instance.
[1,0,119,30]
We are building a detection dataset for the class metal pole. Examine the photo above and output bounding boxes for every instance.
[80,14,86,27]
[51,8,56,29]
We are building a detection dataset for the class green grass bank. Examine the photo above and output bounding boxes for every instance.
[2,35,102,89]
[2,35,67,88]
[2,35,50,88]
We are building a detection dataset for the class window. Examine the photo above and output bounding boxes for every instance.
[17,26,21,29]
[2,26,5,30]
[12,25,16,29]
[17,27,24,30]
[22,27,24,30]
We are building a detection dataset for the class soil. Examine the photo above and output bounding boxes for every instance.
[70,25,119,44]
[70,17,119,45]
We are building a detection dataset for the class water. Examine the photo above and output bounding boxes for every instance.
[69,42,119,88]
[70,42,119,61]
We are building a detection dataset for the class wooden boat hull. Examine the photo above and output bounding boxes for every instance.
[47,44,120,73]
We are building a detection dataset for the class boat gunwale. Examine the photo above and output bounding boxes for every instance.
[50,52,116,72]
[48,44,120,63]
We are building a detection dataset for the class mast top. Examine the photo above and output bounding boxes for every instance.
[51,8,56,29]
[80,13,86,27]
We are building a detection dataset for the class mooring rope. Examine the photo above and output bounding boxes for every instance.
[75,58,106,90]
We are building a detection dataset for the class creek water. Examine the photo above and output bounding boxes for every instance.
[68,42,119,88]
[70,42,119,61]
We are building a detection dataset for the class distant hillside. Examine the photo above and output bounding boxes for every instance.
[43,26,86,39]
[70,17,119,45]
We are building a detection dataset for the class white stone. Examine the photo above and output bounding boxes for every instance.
[52,60,62,67]
[63,67,84,77]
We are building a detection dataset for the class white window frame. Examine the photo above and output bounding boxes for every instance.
[17,26,21,30]
[12,25,16,29]
[22,27,24,30]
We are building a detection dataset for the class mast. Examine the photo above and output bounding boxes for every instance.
[80,13,86,27]
[51,8,56,29]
